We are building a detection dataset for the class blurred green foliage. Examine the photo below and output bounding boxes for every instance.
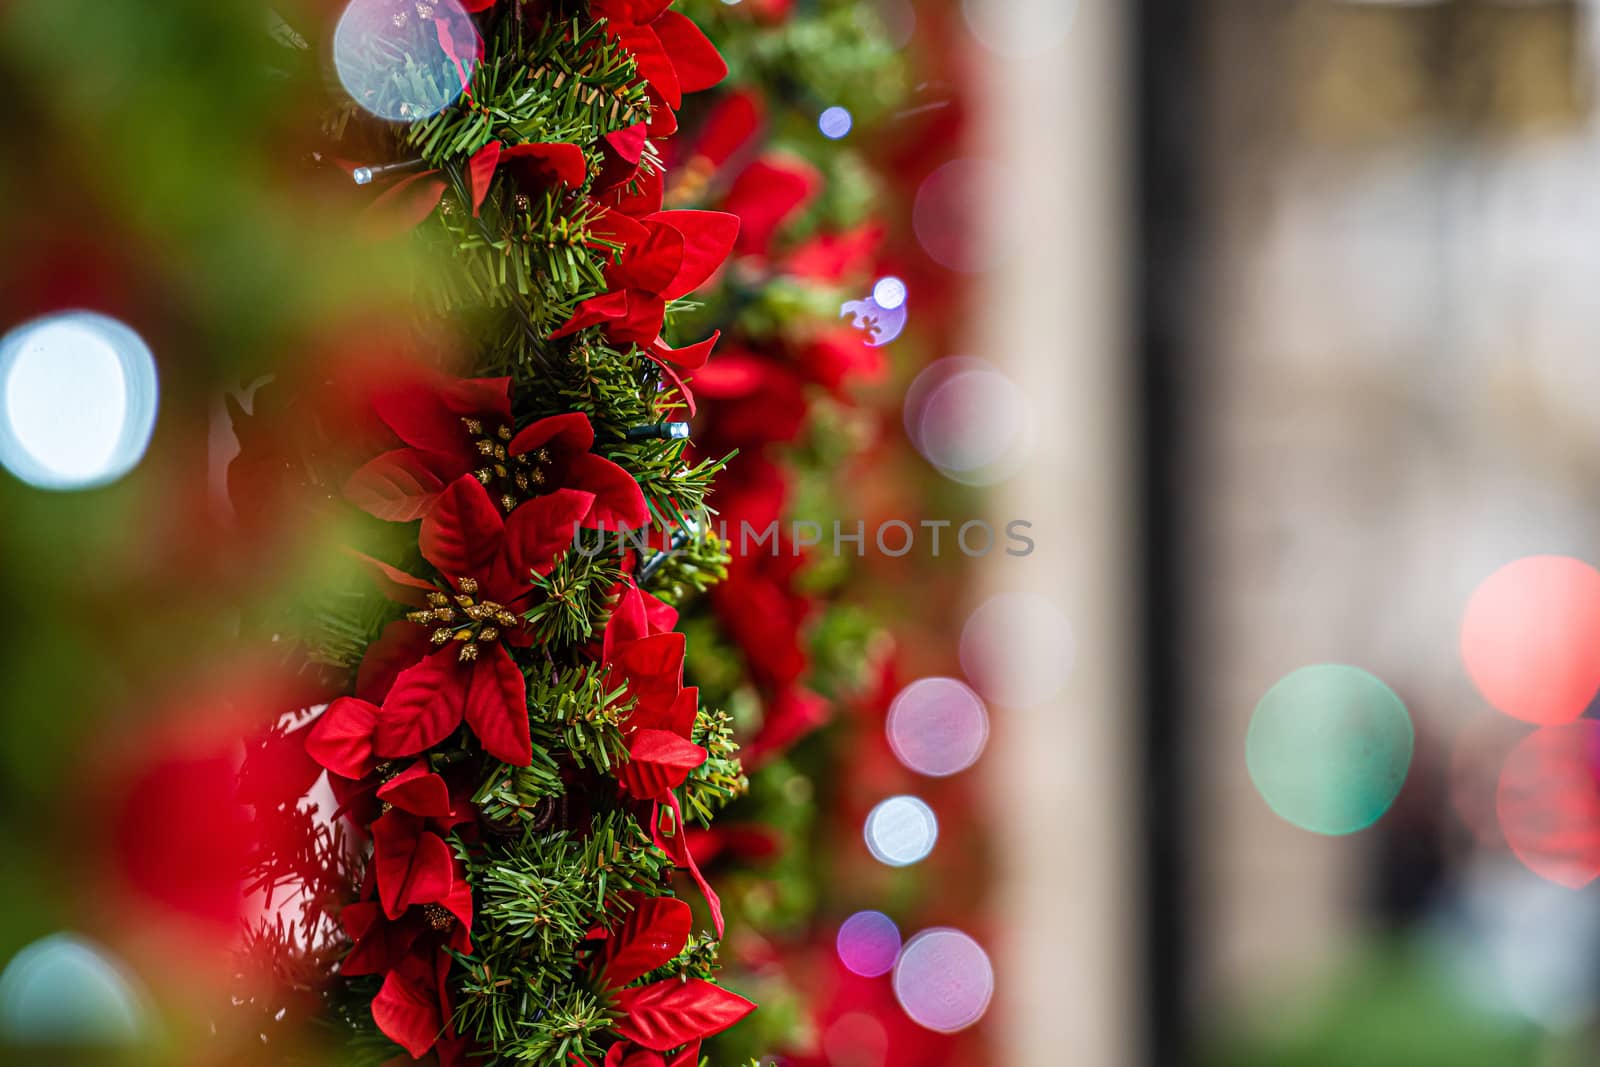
[1204,944,1564,1067]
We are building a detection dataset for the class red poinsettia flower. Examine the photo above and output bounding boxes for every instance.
[601,578,679,661]
[585,893,754,1057]
[346,373,646,528]
[720,156,820,259]
[665,89,762,190]
[591,0,727,137]
[553,207,739,346]
[653,787,723,935]
[691,350,809,450]
[598,1043,702,1067]
[343,371,513,521]
[308,477,592,768]
[595,619,723,929]
[741,685,829,771]
[710,538,812,690]
[783,222,883,284]
[341,828,474,977]
[603,630,706,803]
[595,122,650,192]
[371,947,457,1059]
[368,760,476,918]
[465,140,588,216]
[662,91,817,258]
[800,325,887,395]
[607,632,695,736]
[507,412,649,529]
[362,139,586,236]
[340,869,471,977]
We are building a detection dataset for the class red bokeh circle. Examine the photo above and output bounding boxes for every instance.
[1461,556,1600,725]
[1497,720,1600,888]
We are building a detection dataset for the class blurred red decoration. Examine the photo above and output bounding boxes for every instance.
[1496,719,1600,888]
[113,749,249,928]
[1460,555,1600,725]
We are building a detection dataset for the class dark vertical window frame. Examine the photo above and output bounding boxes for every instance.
[1133,1,1197,1064]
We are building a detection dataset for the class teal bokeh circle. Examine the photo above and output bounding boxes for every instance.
[1246,664,1414,835]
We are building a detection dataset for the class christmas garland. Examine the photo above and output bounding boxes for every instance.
[650,3,995,1062]
[236,1,766,1063]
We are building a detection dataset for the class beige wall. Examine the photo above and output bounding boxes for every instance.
[975,1,1139,1064]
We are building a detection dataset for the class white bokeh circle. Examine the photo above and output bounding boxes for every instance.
[893,928,994,1033]
[864,796,939,867]
[334,0,479,122]
[887,677,989,777]
[0,311,159,491]
[960,592,1076,708]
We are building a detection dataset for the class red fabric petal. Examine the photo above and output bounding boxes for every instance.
[371,965,444,1059]
[656,792,723,936]
[617,26,681,110]
[501,488,595,581]
[344,548,439,608]
[617,729,707,802]
[344,448,455,522]
[651,12,727,96]
[373,812,456,919]
[622,221,687,295]
[644,89,679,138]
[550,290,633,339]
[647,331,719,370]
[722,157,820,257]
[357,620,434,703]
[464,644,532,766]
[501,142,589,189]
[508,411,596,457]
[665,1042,701,1067]
[376,759,453,817]
[421,475,507,584]
[601,894,693,989]
[613,978,754,1050]
[604,122,649,166]
[340,903,422,977]
[610,292,669,347]
[605,165,665,217]
[468,140,504,215]
[650,211,740,300]
[305,697,380,779]
[364,171,447,238]
[604,581,652,660]
[567,452,651,530]
[442,861,475,932]
[646,353,696,417]
[689,90,762,169]
[642,589,678,634]
[610,632,686,728]
[375,648,469,757]
[596,150,643,196]
[593,207,654,256]
[591,0,673,25]
[664,687,698,739]
[370,373,469,457]
[604,1044,667,1067]
[743,686,830,769]
[442,376,514,424]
